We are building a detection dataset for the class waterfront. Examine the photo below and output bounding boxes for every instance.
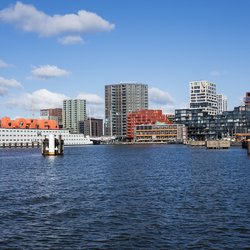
[0,145,250,249]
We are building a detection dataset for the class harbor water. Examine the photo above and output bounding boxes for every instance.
[0,145,250,249]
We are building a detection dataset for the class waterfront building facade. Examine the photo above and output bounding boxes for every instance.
[1,116,59,130]
[189,80,218,115]
[40,108,63,128]
[83,118,103,137]
[105,83,148,140]
[134,123,187,143]
[175,105,250,140]
[127,109,172,141]
[63,99,86,133]
[217,94,227,114]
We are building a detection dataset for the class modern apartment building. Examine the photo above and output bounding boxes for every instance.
[217,94,227,114]
[40,108,63,128]
[175,105,250,140]
[105,83,148,140]
[63,99,86,133]
[189,80,218,115]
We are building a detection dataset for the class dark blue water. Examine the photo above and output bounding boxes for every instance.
[0,145,250,249]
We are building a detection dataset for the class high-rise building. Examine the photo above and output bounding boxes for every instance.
[63,99,86,133]
[40,108,63,128]
[189,80,218,115]
[217,94,227,114]
[244,92,250,106]
[105,83,148,140]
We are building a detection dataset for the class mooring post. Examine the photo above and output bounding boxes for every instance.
[246,136,250,155]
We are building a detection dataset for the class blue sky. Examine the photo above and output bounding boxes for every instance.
[0,0,249,119]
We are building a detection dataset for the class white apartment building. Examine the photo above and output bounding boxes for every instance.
[217,94,227,114]
[189,80,218,115]
[63,99,86,133]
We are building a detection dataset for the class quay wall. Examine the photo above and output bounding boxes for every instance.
[206,140,230,149]
[188,141,206,146]
[188,140,230,149]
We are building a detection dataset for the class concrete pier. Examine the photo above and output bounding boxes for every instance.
[188,140,230,149]
[206,140,230,149]
[42,134,64,156]
[188,141,206,146]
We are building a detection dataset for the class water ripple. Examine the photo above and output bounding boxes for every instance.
[0,145,250,249]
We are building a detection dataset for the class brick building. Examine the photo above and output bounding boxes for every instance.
[40,108,63,128]
[127,110,172,141]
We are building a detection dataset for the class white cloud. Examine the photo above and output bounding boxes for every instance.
[0,1,115,37]
[6,89,105,118]
[148,88,175,114]
[77,92,104,118]
[77,92,104,105]
[149,87,174,105]
[0,76,22,88]
[7,88,68,110]
[31,65,70,79]
[0,76,22,96]
[0,86,8,96]
[0,59,11,68]
[149,103,175,114]
[58,35,84,45]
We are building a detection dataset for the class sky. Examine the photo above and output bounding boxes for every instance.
[0,0,249,119]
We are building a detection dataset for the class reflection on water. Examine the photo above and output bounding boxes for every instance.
[0,145,249,249]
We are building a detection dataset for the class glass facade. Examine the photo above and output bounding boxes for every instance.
[175,106,250,140]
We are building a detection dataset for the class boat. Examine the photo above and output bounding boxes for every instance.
[0,128,93,148]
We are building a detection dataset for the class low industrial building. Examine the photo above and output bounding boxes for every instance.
[134,122,187,143]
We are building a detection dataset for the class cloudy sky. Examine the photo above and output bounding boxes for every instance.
[0,0,249,119]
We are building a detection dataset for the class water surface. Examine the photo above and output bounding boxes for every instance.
[0,145,250,249]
